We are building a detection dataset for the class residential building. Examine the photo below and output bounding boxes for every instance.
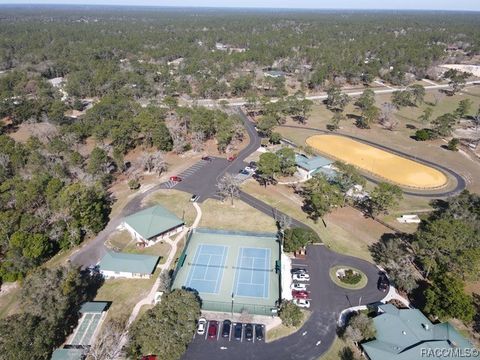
[362,304,477,360]
[121,205,184,247]
[99,252,159,279]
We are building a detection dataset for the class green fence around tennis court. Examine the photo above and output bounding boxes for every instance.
[201,299,278,316]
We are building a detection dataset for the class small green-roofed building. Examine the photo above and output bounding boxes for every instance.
[79,301,108,314]
[295,154,334,180]
[362,304,476,360]
[122,205,184,246]
[99,252,159,279]
[51,348,85,360]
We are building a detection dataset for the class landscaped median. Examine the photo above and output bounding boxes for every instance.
[329,266,368,290]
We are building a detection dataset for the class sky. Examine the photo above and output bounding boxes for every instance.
[0,0,478,11]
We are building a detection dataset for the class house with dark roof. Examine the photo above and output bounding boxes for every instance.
[295,154,335,180]
[362,304,476,360]
[99,252,160,279]
[122,205,184,247]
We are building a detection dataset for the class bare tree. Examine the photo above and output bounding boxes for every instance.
[191,131,205,152]
[157,270,172,292]
[216,173,241,205]
[169,123,188,154]
[87,319,128,360]
[141,151,168,175]
[379,102,398,130]
[433,91,445,106]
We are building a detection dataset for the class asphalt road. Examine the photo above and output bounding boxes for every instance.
[280,124,467,198]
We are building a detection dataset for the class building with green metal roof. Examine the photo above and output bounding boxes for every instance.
[51,348,85,360]
[99,251,159,279]
[295,154,334,180]
[122,205,184,246]
[362,304,477,360]
[79,301,109,314]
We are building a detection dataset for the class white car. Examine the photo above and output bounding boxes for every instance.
[244,166,254,173]
[292,273,310,282]
[291,282,307,291]
[197,318,207,335]
[293,299,311,309]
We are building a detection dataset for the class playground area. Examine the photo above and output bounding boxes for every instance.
[306,135,448,189]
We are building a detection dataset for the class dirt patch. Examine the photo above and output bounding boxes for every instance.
[8,122,58,143]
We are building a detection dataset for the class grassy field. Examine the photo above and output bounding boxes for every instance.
[199,198,278,233]
[267,310,311,342]
[241,181,392,262]
[94,268,160,322]
[144,189,197,226]
[318,337,356,360]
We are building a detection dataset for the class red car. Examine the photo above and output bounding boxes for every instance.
[208,320,218,339]
[169,176,182,182]
[227,155,237,162]
[292,290,310,299]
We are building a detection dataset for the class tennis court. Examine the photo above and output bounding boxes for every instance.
[185,244,228,294]
[67,302,108,346]
[233,247,271,298]
[172,229,281,315]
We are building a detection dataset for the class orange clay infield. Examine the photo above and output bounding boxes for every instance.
[306,135,448,189]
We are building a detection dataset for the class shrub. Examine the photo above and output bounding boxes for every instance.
[128,179,140,190]
[339,269,362,285]
[283,227,320,252]
[279,301,303,327]
[414,129,433,141]
[447,138,459,151]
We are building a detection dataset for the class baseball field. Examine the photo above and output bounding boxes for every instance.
[306,135,448,189]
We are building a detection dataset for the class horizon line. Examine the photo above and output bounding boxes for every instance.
[0,3,479,12]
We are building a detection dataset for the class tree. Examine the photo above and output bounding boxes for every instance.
[87,147,109,175]
[358,105,379,129]
[256,115,277,137]
[48,100,66,124]
[424,274,475,323]
[278,301,303,327]
[443,69,469,95]
[454,99,472,119]
[391,90,412,108]
[379,102,398,130]
[88,318,127,360]
[216,173,241,205]
[269,132,282,144]
[257,152,281,180]
[418,107,433,124]
[432,113,457,137]
[283,227,319,252]
[368,182,403,216]
[334,161,366,193]
[301,174,344,221]
[414,129,434,141]
[408,84,426,105]
[447,138,460,151]
[128,289,201,360]
[329,111,345,131]
[141,151,168,175]
[276,147,296,176]
[354,89,374,111]
[326,85,350,113]
[343,313,376,344]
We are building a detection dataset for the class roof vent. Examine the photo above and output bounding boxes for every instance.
[422,323,430,331]
[402,331,407,335]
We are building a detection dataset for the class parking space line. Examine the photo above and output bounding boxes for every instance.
[229,325,232,342]
[205,321,209,340]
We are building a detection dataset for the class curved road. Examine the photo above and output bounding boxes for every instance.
[280,124,466,198]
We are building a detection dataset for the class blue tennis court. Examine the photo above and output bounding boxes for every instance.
[233,247,271,298]
[185,244,228,294]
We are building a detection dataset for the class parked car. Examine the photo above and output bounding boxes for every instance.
[245,324,253,341]
[234,322,243,340]
[291,282,307,291]
[197,318,207,335]
[190,194,200,202]
[293,273,310,282]
[293,299,311,308]
[222,320,231,338]
[169,176,182,182]
[292,290,310,299]
[255,324,264,341]
[202,156,212,161]
[239,169,250,175]
[249,161,257,168]
[244,166,254,172]
[227,155,237,162]
[208,320,218,339]
[378,272,390,292]
[291,268,307,275]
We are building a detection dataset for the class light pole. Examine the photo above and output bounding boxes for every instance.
[231,293,235,316]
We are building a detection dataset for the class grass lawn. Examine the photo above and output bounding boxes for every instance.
[242,181,391,262]
[94,268,160,322]
[144,189,197,227]
[267,310,311,342]
[318,337,354,360]
[199,198,278,233]
[329,266,368,290]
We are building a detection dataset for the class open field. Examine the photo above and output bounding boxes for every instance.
[144,189,197,226]
[242,181,393,262]
[94,268,159,322]
[199,198,278,233]
[307,134,447,189]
